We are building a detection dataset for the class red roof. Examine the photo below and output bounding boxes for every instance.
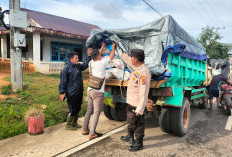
[22,8,100,37]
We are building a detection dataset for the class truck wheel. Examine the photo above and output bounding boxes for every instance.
[110,107,121,121]
[159,107,172,133]
[199,96,208,109]
[171,97,191,137]
[103,104,113,120]
[116,103,127,121]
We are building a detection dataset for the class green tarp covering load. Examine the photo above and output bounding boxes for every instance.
[86,15,205,75]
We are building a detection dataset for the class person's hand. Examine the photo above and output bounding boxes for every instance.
[87,48,93,56]
[135,112,141,116]
[60,94,66,101]
[112,42,116,48]
[101,41,106,48]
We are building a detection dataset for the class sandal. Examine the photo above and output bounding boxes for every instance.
[82,130,89,135]
[89,132,103,140]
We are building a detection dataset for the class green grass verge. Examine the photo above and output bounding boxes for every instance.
[0,72,89,140]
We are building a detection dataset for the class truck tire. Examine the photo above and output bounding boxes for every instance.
[199,96,208,109]
[116,103,127,121]
[159,107,172,133]
[103,104,113,120]
[110,107,121,121]
[170,97,191,137]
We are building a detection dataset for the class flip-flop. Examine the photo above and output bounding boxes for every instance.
[82,130,89,135]
[89,132,103,140]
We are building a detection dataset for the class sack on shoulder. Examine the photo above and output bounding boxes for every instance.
[88,75,104,90]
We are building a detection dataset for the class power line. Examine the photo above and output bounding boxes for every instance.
[142,0,164,17]
[196,0,218,27]
[205,0,224,27]
[106,0,133,27]
[185,0,210,26]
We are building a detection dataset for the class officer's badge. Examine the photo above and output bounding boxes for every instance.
[141,76,146,85]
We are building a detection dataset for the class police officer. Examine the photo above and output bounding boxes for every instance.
[120,49,151,151]
[59,49,92,131]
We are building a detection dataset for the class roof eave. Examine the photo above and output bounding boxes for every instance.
[0,27,89,40]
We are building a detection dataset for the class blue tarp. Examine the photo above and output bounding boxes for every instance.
[152,44,207,80]
[161,44,207,67]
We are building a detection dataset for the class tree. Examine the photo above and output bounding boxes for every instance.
[197,26,229,59]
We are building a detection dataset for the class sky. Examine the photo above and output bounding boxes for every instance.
[1,0,231,43]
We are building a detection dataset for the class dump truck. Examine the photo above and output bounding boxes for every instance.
[86,15,209,137]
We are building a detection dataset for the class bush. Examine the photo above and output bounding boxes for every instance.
[0,103,28,139]
[1,85,12,95]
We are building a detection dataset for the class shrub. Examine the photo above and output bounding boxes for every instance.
[1,85,12,95]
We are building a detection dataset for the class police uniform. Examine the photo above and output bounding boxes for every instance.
[121,53,151,139]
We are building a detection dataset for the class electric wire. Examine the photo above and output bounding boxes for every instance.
[197,0,218,27]
[106,0,133,27]
[205,0,224,27]
[141,0,164,17]
[185,0,210,26]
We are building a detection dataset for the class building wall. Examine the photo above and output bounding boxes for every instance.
[42,36,86,62]
[1,33,88,74]
[25,35,86,60]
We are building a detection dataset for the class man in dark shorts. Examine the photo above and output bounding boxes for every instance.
[209,73,232,110]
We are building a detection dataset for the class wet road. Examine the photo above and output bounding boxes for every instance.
[71,103,232,157]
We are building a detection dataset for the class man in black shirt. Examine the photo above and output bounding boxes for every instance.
[59,49,91,130]
[209,73,232,110]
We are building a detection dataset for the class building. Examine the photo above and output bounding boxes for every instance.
[0,8,99,74]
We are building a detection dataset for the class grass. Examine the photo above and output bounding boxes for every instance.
[0,72,89,140]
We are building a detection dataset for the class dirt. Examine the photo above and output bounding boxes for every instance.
[0,72,17,100]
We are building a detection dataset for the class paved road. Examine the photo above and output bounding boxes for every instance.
[71,103,232,157]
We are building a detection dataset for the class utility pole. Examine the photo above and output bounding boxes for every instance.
[0,7,2,26]
[213,27,225,35]
[10,0,23,91]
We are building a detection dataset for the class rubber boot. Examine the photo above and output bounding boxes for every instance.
[120,131,134,144]
[65,115,77,131]
[72,113,81,129]
[128,138,143,152]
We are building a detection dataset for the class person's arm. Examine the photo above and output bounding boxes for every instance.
[121,53,136,69]
[109,42,116,60]
[79,48,92,71]
[135,72,151,115]
[59,67,68,101]
[99,42,106,55]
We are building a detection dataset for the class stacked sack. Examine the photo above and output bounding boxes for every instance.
[101,45,130,81]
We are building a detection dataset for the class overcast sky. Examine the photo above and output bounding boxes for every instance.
[1,0,231,43]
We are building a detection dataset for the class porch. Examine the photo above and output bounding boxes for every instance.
[0,58,65,74]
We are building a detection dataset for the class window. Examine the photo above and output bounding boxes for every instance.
[51,42,83,62]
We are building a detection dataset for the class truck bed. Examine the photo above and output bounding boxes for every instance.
[105,79,168,88]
